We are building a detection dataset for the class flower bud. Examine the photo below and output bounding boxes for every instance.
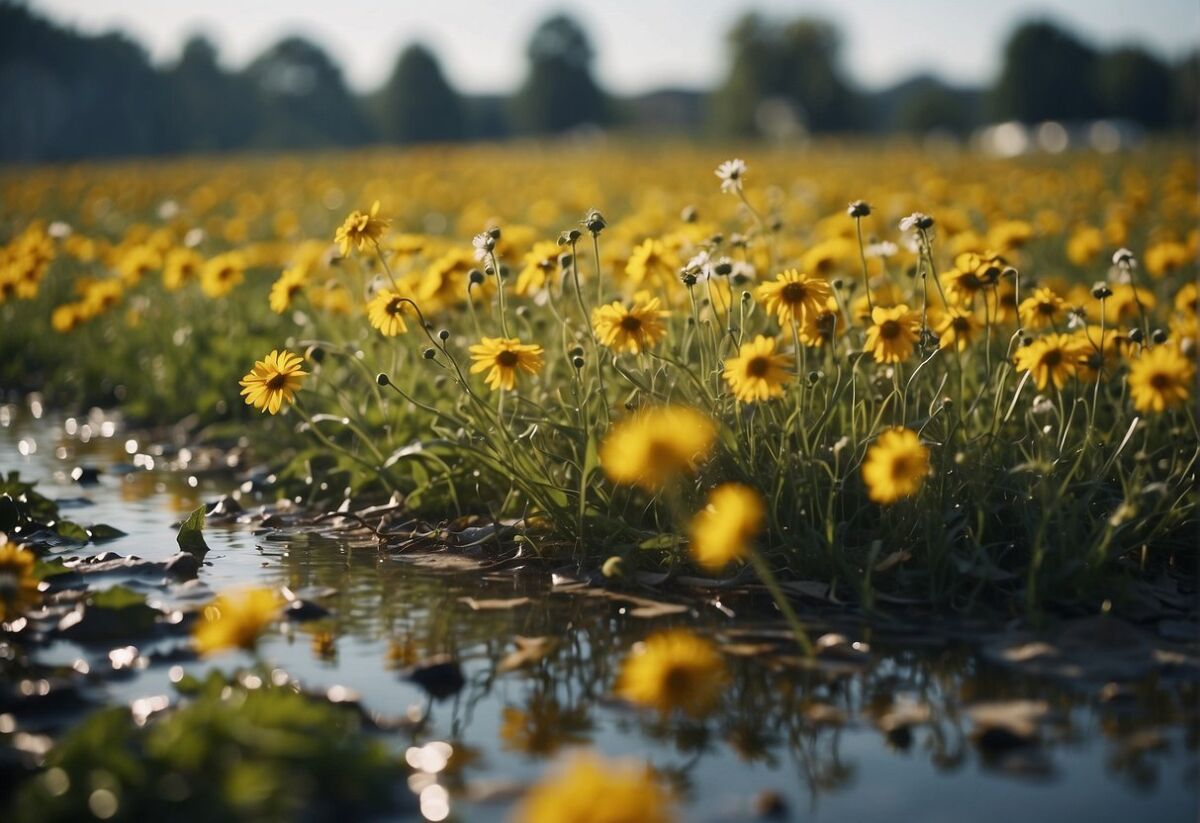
[375,372,390,386]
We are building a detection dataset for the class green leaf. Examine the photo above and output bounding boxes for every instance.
[177,505,209,555]
[90,585,147,610]
[88,523,127,542]
[54,520,90,543]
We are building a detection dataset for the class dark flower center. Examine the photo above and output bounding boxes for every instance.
[880,320,901,340]
[619,315,643,332]
[1037,302,1057,315]
[386,298,403,316]
[266,373,288,390]
[496,350,520,368]
[1042,349,1063,367]
[781,282,808,303]
[746,356,772,378]
[1149,372,1172,390]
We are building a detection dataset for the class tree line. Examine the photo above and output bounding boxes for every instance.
[0,2,1194,162]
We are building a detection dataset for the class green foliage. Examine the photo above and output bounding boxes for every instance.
[10,670,404,822]
[176,505,209,556]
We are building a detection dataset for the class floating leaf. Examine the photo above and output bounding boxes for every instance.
[90,585,147,610]
[88,523,127,542]
[176,504,209,555]
[459,596,533,611]
[54,520,90,543]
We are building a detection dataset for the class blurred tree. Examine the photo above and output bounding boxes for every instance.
[0,3,173,160]
[377,44,463,144]
[887,77,980,136]
[167,36,258,152]
[511,14,608,134]
[711,14,861,137]
[1095,47,1171,127]
[992,21,1101,122]
[1168,51,1198,131]
[245,37,372,149]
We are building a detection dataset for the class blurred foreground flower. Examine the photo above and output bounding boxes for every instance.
[239,349,308,414]
[516,751,676,823]
[689,483,765,570]
[715,158,747,194]
[0,544,39,621]
[600,406,716,492]
[862,428,930,504]
[193,588,282,656]
[617,629,728,717]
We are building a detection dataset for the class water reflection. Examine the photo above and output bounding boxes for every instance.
[2,406,1196,821]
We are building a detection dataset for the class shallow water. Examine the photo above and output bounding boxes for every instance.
[2,404,1196,822]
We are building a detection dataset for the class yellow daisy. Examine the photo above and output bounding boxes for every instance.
[193,588,282,656]
[689,483,765,571]
[468,337,545,391]
[1127,344,1194,413]
[239,349,308,414]
[516,752,675,823]
[722,335,792,403]
[1013,333,1086,390]
[617,629,728,717]
[366,288,411,337]
[864,304,920,363]
[755,269,832,327]
[334,200,389,256]
[862,428,930,504]
[600,406,716,491]
[592,297,669,354]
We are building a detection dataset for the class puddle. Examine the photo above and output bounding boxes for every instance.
[1,406,1196,821]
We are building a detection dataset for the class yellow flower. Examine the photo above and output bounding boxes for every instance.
[1018,287,1065,330]
[1014,333,1086,390]
[933,306,981,351]
[239,349,308,414]
[200,251,245,299]
[1066,226,1103,266]
[864,304,920,363]
[366,288,411,337]
[1173,282,1197,316]
[0,544,40,622]
[755,269,832,327]
[268,267,307,315]
[624,238,679,288]
[689,483,764,570]
[1127,344,1194,413]
[1102,284,1157,326]
[51,302,85,333]
[335,200,389,256]
[515,240,561,296]
[722,335,792,403]
[600,406,716,491]
[468,337,544,391]
[516,752,676,823]
[193,588,282,656]
[862,428,930,504]
[162,247,203,291]
[592,297,669,354]
[1144,240,1191,278]
[616,629,728,718]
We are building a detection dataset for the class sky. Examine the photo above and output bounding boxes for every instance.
[27,0,1200,94]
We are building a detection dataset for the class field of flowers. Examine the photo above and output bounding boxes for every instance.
[3,141,1197,624]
